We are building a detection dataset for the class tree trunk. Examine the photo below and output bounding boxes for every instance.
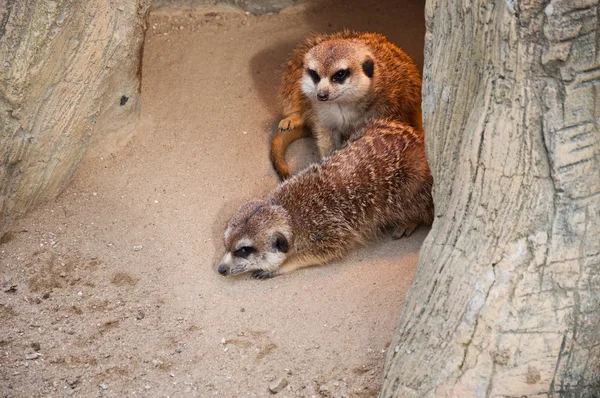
[0,0,150,235]
[382,0,599,396]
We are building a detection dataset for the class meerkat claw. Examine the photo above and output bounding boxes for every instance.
[392,223,419,240]
[252,271,275,280]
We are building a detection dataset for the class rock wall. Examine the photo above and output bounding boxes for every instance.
[381,0,600,396]
[151,0,302,15]
[0,0,151,235]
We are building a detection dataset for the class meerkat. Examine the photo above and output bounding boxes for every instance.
[270,30,423,180]
[219,119,433,279]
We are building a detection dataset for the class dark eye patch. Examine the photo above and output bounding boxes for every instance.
[331,69,350,83]
[234,246,255,259]
[307,69,320,84]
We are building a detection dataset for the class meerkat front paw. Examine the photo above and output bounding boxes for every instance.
[252,271,276,279]
[278,114,302,131]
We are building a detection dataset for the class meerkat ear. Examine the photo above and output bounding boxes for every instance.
[272,232,289,253]
[362,57,375,78]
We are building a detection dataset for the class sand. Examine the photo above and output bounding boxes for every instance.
[0,1,426,396]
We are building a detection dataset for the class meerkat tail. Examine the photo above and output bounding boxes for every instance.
[269,127,310,181]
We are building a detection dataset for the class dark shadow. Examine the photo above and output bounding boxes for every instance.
[301,0,426,70]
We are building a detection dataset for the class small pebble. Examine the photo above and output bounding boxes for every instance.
[268,377,288,394]
[136,310,145,320]
[100,383,108,390]
[31,342,41,351]
[25,352,40,360]
[175,348,182,353]
[66,387,74,396]
[133,245,143,251]
[43,292,50,299]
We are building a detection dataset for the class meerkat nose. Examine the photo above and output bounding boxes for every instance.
[217,264,229,275]
[317,92,329,101]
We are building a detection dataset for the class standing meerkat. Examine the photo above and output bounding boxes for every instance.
[219,119,433,279]
[270,30,422,180]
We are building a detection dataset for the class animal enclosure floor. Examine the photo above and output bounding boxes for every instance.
[0,2,427,396]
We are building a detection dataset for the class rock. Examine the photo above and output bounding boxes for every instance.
[133,245,143,251]
[25,352,40,360]
[268,377,288,394]
[99,383,108,390]
[31,342,41,351]
[43,292,51,299]
[66,387,74,396]
[1,275,16,293]
[66,376,79,386]
[0,0,151,237]
[136,310,145,320]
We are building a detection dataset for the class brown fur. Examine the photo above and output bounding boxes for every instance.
[270,30,422,180]
[219,119,433,279]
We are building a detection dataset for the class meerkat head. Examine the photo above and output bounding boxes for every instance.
[218,200,292,276]
[301,40,375,104]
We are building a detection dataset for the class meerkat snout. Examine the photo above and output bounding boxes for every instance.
[217,263,228,275]
[317,92,329,101]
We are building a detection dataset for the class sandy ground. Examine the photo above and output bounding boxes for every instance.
[0,2,426,396]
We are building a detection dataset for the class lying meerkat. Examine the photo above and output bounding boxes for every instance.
[270,30,422,180]
[219,119,433,279]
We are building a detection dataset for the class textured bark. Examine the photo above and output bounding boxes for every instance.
[151,0,302,15]
[0,0,150,234]
[382,0,599,397]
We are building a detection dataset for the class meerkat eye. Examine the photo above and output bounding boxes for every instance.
[234,246,255,258]
[331,69,350,83]
[307,69,320,84]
